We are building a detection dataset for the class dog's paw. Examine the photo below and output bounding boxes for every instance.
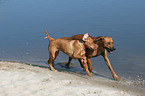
[53,69,58,72]
[55,70,58,72]
[65,65,70,69]
[86,70,92,77]
[51,69,58,72]
[113,75,119,81]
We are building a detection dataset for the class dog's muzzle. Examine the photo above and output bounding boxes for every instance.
[105,47,116,54]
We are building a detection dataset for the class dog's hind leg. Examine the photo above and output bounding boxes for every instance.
[54,50,59,60]
[48,56,56,71]
[66,57,72,68]
[48,50,59,72]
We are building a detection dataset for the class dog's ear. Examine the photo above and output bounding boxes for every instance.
[94,37,104,44]
[43,37,48,39]
[82,33,89,41]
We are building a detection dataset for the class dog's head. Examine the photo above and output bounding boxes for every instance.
[94,36,116,54]
[103,37,116,54]
[82,33,98,50]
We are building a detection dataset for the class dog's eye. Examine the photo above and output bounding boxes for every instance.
[107,42,111,45]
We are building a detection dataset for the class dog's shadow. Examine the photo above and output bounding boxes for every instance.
[24,61,113,80]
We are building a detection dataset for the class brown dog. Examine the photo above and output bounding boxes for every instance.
[44,31,98,77]
[64,35,119,81]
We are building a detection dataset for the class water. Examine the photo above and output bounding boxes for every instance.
[0,0,145,88]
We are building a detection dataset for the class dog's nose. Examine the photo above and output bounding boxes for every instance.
[110,47,116,51]
[113,47,116,51]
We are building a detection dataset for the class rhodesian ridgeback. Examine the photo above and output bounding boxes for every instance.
[64,35,119,81]
[44,31,98,76]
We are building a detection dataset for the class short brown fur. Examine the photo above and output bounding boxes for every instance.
[64,35,119,81]
[44,31,98,77]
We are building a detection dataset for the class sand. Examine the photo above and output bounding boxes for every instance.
[0,61,144,96]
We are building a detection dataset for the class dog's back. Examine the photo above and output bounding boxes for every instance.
[49,38,84,58]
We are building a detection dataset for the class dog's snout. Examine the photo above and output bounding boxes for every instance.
[112,47,116,51]
[113,47,116,50]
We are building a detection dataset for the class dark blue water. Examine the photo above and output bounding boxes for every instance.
[0,0,145,88]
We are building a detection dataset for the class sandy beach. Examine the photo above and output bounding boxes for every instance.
[0,61,144,96]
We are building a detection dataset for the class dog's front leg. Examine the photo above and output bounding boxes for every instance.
[87,58,93,71]
[73,51,92,76]
[102,50,119,81]
[81,57,92,77]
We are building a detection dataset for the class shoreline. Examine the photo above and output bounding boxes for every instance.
[0,61,145,96]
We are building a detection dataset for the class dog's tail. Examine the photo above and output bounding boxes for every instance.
[44,30,54,41]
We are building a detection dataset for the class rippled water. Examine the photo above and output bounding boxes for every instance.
[0,0,145,88]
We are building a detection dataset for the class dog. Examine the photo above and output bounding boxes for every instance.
[44,31,98,77]
[63,35,119,81]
